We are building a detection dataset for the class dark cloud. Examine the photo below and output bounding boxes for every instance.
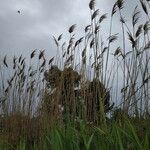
[0,0,145,61]
[0,0,76,58]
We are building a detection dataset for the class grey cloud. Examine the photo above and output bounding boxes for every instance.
[0,0,76,59]
[0,0,146,61]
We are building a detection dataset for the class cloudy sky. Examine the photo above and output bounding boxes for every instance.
[0,0,142,62]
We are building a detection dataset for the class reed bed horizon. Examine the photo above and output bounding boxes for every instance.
[0,0,150,149]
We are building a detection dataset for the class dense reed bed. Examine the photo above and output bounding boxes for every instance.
[0,0,150,149]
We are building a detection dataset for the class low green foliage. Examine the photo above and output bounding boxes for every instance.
[1,119,149,150]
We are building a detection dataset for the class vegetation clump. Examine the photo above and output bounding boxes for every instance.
[43,66,113,124]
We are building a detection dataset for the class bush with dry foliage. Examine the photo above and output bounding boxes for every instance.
[42,66,114,124]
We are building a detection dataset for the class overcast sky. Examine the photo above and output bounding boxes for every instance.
[0,0,142,62]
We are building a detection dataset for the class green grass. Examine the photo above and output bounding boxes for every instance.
[0,118,149,150]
